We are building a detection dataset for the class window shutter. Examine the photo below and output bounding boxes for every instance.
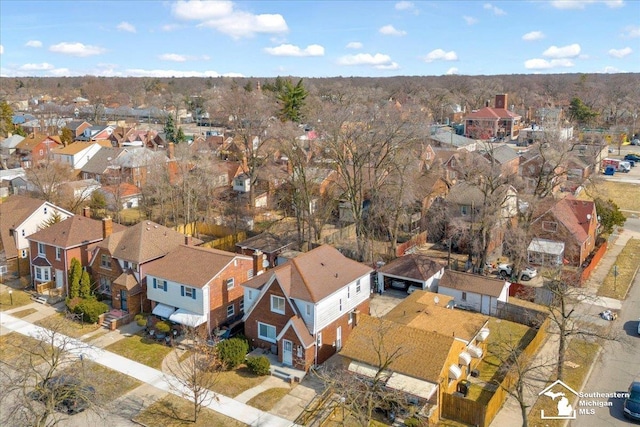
[192,289,196,300]
[181,285,184,296]
[153,278,157,289]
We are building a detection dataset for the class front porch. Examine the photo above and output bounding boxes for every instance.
[247,347,307,383]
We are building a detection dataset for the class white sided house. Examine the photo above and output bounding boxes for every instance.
[437,270,510,316]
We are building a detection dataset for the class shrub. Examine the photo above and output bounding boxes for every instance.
[73,298,108,323]
[216,337,249,370]
[246,355,271,376]
[134,314,147,327]
[155,321,171,333]
[66,296,83,312]
[403,417,421,427]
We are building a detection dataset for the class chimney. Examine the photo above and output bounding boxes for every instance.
[495,94,507,109]
[168,142,175,160]
[485,100,490,108]
[185,234,192,246]
[102,217,113,238]
[82,206,91,218]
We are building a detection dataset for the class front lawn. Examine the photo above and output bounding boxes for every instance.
[133,393,247,426]
[246,387,290,411]
[598,238,640,299]
[105,332,173,370]
[579,180,640,213]
[35,312,101,338]
[210,365,267,397]
[0,288,34,309]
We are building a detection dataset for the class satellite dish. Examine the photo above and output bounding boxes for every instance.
[262,259,269,268]
[434,296,440,305]
[587,214,592,220]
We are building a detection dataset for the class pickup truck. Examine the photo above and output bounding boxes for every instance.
[497,264,537,281]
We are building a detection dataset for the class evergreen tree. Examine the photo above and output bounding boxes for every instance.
[80,270,91,298]
[176,126,186,143]
[0,100,14,138]
[68,258,82,298]
[568,97,598,127]
[41,211,63,228]
[595,198,626,235]
[164,115,177,143]
[276,79,308,123]
[60,127,74,146]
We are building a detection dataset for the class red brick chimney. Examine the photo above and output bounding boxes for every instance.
[495,94,508,109]
[82,206,91,218]
[185,234,192,246]
[102,217,113,238]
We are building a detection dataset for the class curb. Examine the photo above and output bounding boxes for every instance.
[561,345,604,427]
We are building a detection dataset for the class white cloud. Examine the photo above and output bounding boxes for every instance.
[522,31,545,41]
[172,0,288,38]
[338,53,395,67]
[524,58,575,69]
[622,25,640,38]
[445,67,459,75]
[543,43,581,58]
[124,68,242,78]
[550,0,624,9]
[346,41,363,49]
[375,62,400,70]
[49,42,105,57]
[264,44,324,57]
[608,47,632,58]
[48,68,71,76]
[0,45,4,54]
[483,3,506,15]
[424,49,458,62]
[159,53,188,62]
[162,24,181,31]
[19,63,55,71]
[603,65,621,73]
[395,1,415,10]
[26,40,43,48]
[379,25,407,36]
[463,16,478,25]
[117,21,136,33]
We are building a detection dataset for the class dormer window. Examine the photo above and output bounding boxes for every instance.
[271,295,285,314]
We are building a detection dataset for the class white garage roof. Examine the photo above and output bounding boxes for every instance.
[528,238,565,255]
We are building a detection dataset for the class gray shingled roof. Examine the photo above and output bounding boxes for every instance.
[81,147,125,175]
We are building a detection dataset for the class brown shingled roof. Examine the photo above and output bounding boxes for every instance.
[145,245,251,288]
[377,255,445,281]
[0,196,48,257]
[27,216,126,248]
[339,314,462,383]
[439,270,508,298]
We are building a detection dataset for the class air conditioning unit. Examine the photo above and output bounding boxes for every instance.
[470,369,480,378]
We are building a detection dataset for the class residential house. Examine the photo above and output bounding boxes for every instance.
[14,134,63,168]
[27,212,125,295]
[1,135,26,164]
[0,195,73,278]
[527,237,565,267]
[80,147,126,183]
[78,125,115,142]
[99,182,142,210]
[376,255,445,294]
[89,221,201,316]
[65,120,92,140]
[429,126,478,151]
[241,244,373,370]
[530,196,599,267]
[113,147,168,187]
[51,142,103,170]
[481,144,520,177]
[145,245,253,332]
[434,149,467,184]
[464,94,522,140]
[518,148,566,196]
[437,270,510,316]
[58,179,101,204]
[236,232,296,274]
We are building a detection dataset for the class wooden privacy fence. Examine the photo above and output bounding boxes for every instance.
[174,222,246,252]
[442,316,550,427]
[580,240,608,284]
[396,231,428,257]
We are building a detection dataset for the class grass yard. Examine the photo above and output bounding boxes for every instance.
[133,393,247,427]
[0,288,34,309]
[527,339,600,427]
[598,238,640,299]
[246,387,290,411]
[0,333,43,365]
[67,360,142,400]
[210,365,267,397]
[579,180,640,213]
[35,312,102,338]
[105,332,174,370]
[8,307,38,318]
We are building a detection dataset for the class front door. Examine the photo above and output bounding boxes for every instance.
[55,269,64,289]
[283,340,293,366]
[120,290,128,311]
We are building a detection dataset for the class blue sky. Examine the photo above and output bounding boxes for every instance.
[1,0,638,78]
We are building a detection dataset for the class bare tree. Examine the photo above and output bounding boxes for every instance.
[25,160,76,205]
[163,326,221,422]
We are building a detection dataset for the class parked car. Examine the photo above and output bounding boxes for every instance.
[623,381,640,421]
[631,138,640,146]
[29,375,95,415]
[625,154,640,162]
[637,318,640,335]
[498,264,537,281]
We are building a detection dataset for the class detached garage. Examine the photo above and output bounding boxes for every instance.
[376,254,445,294]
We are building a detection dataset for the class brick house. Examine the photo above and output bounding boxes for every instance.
[27,211,125,295]
[464,94,522,140]
[89,220,199,316]
[145,245,253,332]
[241,245,373,371]
[0,195,73,278]
[14,135,64,168]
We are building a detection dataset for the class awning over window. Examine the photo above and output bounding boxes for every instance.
[152,303,176,319]
[169,308,207,327]
[459,351,472,366]
[449,364,462,380]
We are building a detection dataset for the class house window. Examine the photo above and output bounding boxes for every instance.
[239,299,244,312]
[542,221,558,232]
[461,205,470,216]
[161,280,168,291]
[349,311,355,325]
[347,285,350,299]
[226,278,235,290]
[21,249,27,258]
[248,290,253,299]
[271,295,285,314]
[306,304,311,316]
[153,278,167,291]
[258,322,277,343]
[132,263,138,272]
[182,286,196,299]
[247,269,254,279]
[462,292,467,301]
[35,266,50,282]
[21,229,26,237]
[39,149,44,156]
[356,279,361,294]
[123,260,129,269]
[339,298,343,312]
[99,277,111,294]
[38,243,45,256]
[56,247,62,260]
[316,332,322,348]
[44,207,48,215]
[101,254,111,268]
[227,304,235,318]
